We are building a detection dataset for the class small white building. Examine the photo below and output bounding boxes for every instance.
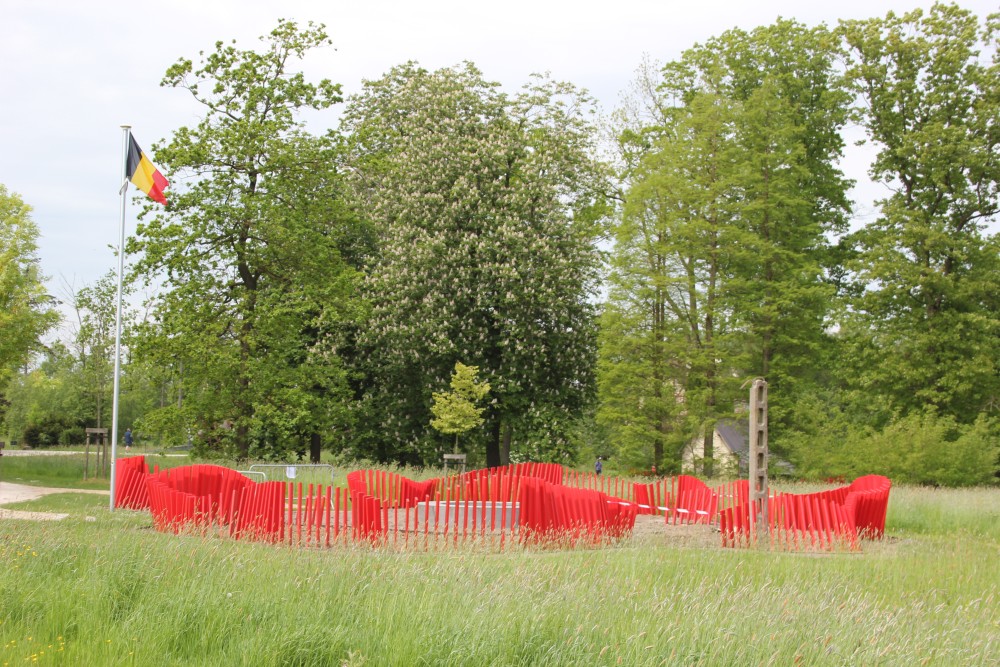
[682,419,748,477]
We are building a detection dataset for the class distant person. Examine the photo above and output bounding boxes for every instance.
[124,428,134,452]
[595,456,603,476]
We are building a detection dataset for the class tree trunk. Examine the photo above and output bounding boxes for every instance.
[500,421,512,466]
[702,426,714,478]
[310,433,321,464]
[703,364,717,477]
[486,417,501,468]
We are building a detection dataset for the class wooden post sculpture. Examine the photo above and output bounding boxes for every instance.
[748,378,768,542]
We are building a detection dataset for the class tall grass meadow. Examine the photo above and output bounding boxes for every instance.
[1,470,998,665]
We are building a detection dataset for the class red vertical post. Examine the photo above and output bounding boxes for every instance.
[423,495,430,545]
[490,485,497,533]
[814,496,827,548]
[228,488,238,529]
[313,486,322,544]
[790,494,803,550]
[819,498,834,548]
[499,481,507,549]
[293,482,301,545]
[382,498,389,544]
[244,485,258,539]
[842,503,859,550]
[479,475,487,534]
[770,494,782,549]
[802,495,816,548]
[404,500,411,549]
[312,486,321,544]
[275,480,283,541]
[463,496,469,541]
[782,495,794,549]
[443,482,450,539]
[305,487,314,545]
[272,484,283,543]
[323,486,331,547]
[333,487,341,540]
[299,489,312,546]
[347,489,354,541]
[285,482,292,544]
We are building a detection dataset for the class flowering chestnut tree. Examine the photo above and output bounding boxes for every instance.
[342,62,608,466]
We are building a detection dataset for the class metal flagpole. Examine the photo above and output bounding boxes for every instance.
[110,125,131,511]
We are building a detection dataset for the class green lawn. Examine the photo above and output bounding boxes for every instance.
[0,454,113,490]
[1,479,998,665]
[0,452,346,491]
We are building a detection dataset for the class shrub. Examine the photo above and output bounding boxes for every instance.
[784,399,999,487]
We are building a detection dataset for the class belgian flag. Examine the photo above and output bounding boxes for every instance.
[125,134,168,205]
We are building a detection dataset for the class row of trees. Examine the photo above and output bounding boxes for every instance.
[599,4,999,483]
[2,4,997,484]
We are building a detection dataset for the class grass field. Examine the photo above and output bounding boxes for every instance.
[1,466,998,665]
[0,452,339,491]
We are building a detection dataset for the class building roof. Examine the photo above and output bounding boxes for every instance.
[716,419,748,457]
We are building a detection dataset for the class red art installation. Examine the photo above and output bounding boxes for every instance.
[114,457,890,551]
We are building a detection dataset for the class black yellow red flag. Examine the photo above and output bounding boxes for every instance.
[125,134,168,205]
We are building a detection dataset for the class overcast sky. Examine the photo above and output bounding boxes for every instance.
[2,0,995,323]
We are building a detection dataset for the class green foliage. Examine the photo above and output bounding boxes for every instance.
[429,362,490,451]
[785,403,999,487]
[600,20,851,471]
[2,345,86,445]
[838,4,1000,424]
[21,417,78,448]
[0,456,112,489]
[848,412,999,487]
[343,62,606,466]
[128,20,363,459]
[68,271,126,431]
[0,184,58,386]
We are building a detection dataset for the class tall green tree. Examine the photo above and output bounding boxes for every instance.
[128,21,362,458]
[663,20,853,420]
[343,62,607,467]
[840,3,1000,424]
[600,21,852,471]
[600,91,746,473]
[67,271,123,430]
[0,184,58,388]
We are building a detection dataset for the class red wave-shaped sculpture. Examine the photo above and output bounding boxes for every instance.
[719,475,892,550]
[114,458,889,551]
